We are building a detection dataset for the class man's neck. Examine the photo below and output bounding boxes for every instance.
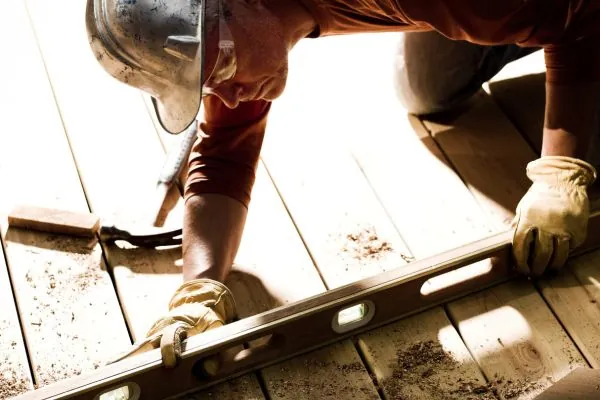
[263,0,317,48]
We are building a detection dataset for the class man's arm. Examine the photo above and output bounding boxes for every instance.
[183,96,271,282]
[542,35,600,161]
[542,82,599,160]
[511,31,600,276]
[183,194,247,282]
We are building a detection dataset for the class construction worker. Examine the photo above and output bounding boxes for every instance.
[86,0,599,367]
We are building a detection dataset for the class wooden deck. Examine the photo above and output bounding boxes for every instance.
[2,1,600,399]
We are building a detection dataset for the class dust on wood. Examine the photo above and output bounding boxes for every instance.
[0,369,30,399]
[7,233,129,387]
[0,320,31,399]
[268,359,377,399]
[383,340,543,399]
[337,225,413,264]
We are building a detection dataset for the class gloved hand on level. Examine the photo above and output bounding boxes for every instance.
[512,156,596,277]
[110,278,237,367]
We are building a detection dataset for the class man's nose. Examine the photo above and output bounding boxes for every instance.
[210,84,242,109]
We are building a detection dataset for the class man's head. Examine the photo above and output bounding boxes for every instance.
[86,0,207,134]
[86,0,314,133]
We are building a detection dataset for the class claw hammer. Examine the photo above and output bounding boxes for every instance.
[151,121,198,227]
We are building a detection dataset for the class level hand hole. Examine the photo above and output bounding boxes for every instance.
[331,300,375,334]
[95,382,141,400]
[420,260,493,296]
[193,334,283,379]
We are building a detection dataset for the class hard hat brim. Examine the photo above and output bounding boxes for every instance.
[152,2,206,135]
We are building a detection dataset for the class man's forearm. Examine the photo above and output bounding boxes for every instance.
[182,194,248,282]
[542,81,600,162]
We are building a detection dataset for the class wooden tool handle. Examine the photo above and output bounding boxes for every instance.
[7,204,100,237]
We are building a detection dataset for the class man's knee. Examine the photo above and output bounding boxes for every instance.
[393,31,486,115]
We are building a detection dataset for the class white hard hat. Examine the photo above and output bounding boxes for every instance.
[85,0,206,134]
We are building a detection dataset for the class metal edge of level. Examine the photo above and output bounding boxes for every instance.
[13,210,600,400]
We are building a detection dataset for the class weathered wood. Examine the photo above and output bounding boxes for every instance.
[539,252,600,369]
[261,340,379,400]
[24,3,349,400]
[0,244,33,399]
[449,281,586,400]
[486,53,600,374]
[358,307,493,400]
[260,33,488,399]
[22,0,264,397]
[535,367,600,400]
[422,91,589,398]
[259,34,406,400]
[487,51,546,154]
[0,0,131,390]
[424,91,533,230]
[304,33,493,396]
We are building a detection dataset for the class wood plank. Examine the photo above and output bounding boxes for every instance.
[448,281,586,400]
[0,244,33,399]
[0,0,131,390]
[486,51,546,154]
[421,91,590,398]
[24,1,333,399]
[548,250,600,368]
[535,367,600,400]
[486,54,600,374]
[423,91,533,230]
[260,33,488,399]
[358,307,494,400]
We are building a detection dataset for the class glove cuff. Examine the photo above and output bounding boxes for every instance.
[526,156,597,187]
[168,278,237,323]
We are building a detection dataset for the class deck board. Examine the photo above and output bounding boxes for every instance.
[23,3,342,400]
[487,51,546,155]
[5,14,600,400]
[422,91,590,398]
[487,52,600,372]
[261,33,492,399]
[0,245,32,399]
[0,0,131,391]
[21,0,265,398]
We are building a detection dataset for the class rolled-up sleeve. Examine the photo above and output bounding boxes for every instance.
[539,1,600,85]
[184,96,271,208]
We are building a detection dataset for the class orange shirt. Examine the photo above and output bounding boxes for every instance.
[185,0,600,207]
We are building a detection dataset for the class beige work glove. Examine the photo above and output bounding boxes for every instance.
[512,156,596,276]
[110,279,237,367]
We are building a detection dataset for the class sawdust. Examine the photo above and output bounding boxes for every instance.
[11,234,128,387]
[382,340,543,399]
[0,319,31,399]
[342,226,394,261]
[0,370,30,399]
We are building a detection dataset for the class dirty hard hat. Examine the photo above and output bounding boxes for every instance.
[85,0,206,134]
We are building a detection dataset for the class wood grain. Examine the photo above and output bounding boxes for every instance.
[22,0,265,397]
[487,51,546,154]
[449,281,586,399]
[260,33,488,398]
[422,91,589,398]
[535,367,600,399]
[24,2,343,400]
[0,244,33,399]
[485,52,600,375]
[0,0,131,390]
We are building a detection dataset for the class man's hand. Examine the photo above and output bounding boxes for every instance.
[110,279,237,367]
[512,156,596,276]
